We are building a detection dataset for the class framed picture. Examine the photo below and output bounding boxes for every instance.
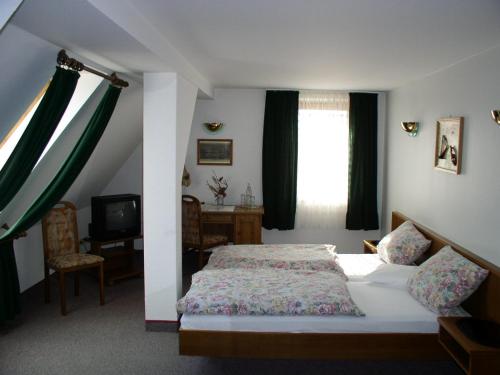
[197,139,233,165]
[434,117,463,174]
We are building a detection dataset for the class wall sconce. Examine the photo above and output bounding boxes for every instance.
[401,122,419,137]
[203,122,224,132]
[491,110,500,126]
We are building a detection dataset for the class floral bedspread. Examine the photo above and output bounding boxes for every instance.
[205,244,346,278]
[177,268,364,316]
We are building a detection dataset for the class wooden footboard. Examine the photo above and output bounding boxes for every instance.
[179,329,447,360]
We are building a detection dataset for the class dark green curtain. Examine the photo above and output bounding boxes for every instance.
[262,91,298,230]
[0,84,120,323]
[0,241,20,323]
[1,85,121,242]
[0,67,80,211]
[346,93,379,230]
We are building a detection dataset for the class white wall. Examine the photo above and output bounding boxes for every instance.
[184,88,386,253]
[184,89,265,205]
[384,45,500,266]
[101,142,143,197]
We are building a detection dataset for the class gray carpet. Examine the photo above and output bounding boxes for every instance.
[0,273,462,375]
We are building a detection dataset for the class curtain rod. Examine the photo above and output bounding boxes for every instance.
[57,50,129,88]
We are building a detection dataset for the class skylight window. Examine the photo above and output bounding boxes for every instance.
[0,70,103,171]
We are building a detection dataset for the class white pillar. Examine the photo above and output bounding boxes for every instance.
[143,73,197,322]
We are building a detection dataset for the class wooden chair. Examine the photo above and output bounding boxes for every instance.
[42,201,105,315]
[182,195,228,269]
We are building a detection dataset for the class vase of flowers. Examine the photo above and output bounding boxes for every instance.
[207,171,228,206]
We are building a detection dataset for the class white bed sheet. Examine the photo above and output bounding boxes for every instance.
[180,282,440,334]
[336,253,384,280]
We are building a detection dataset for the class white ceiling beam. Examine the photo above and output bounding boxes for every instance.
[86,0,213,98]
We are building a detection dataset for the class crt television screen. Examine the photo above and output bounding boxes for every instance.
[105,200,137,231]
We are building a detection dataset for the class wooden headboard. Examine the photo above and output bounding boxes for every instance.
[392,211,500,323]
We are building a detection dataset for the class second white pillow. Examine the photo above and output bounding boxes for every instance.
[364,263,417,289]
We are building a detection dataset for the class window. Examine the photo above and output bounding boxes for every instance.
[0,82,49,169]
[0,71,103,171]
[295,91,349,229]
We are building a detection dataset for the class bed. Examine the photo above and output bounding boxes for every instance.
[178,211,500,360]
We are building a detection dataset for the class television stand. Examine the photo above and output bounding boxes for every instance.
[86,235,143,285]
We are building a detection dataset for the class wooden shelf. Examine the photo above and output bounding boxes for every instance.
[438,317,500,375]
[98,246,135,259]
[86,236,143,285]
[86,234,143,246]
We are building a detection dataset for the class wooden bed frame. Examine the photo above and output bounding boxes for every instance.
[179,211,500,359]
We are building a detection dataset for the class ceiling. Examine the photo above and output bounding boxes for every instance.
[11,0,500,92]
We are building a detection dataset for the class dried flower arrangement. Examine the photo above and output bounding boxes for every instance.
[206,171,228,205]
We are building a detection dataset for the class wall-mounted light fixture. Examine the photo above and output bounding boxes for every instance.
[491,110,500,126]
[203,122,224,132]
[401,121,419,137]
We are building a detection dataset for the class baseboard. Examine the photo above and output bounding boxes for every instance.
[145,320,179,332]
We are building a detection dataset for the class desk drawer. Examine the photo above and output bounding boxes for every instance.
[202,213,233,224]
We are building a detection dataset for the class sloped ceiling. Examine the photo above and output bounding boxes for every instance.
[10,0,500,92]
[0,25,59,141]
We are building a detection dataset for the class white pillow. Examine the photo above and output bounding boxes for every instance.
[364,263,417,289]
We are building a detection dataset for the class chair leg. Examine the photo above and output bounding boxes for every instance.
[74,271,80,297]
[44,263,51,303]
[59,271,67,316]
[99,263,105,306]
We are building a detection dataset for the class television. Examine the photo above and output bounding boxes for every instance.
[89,194,141,241]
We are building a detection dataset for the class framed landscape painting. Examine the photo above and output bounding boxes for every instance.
[434,117,463,174]
[197,139,233,165]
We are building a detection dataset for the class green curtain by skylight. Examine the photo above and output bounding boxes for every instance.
[0,67,80,211]
[346,92,379,230]
[0,241,20,322]
[0,85,121,323]
[0,85,121,242]
[262,90,299,230]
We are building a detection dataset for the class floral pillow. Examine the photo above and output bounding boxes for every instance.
[377,221,431,265]
[407,246,489,316]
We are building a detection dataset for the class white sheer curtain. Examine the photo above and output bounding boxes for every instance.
[295,91,349,229]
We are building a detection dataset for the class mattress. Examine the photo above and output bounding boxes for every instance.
[180,282,440,334]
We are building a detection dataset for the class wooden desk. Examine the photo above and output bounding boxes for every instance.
[201,205,264,244]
